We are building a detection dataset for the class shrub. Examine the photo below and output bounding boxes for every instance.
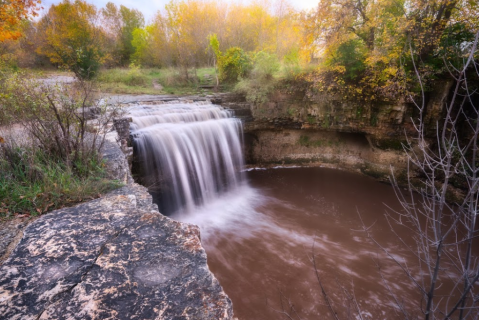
[0,73,123,216]
[218,47,252,82]
[235,76,277,104]
[124,63,149,86]
[233,51,280,103]
[0,73,121,172]
[158,67,192,86]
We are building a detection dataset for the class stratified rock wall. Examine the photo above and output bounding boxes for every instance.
[0,140,233,320]
[220,82,452,179]
[232,80,453,144]
[244,88,417,144]
[245,129,406,179]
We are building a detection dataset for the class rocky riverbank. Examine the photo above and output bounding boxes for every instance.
[0,134,234,319]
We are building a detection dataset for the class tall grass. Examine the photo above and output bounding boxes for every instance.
[97,66,151,87]
[0,143,120,217]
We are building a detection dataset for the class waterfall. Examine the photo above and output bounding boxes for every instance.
[130,102,245,215]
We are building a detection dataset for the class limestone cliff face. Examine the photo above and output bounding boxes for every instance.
[244,87,414,145]
[221,81,452,179]
[0,139,233,320]
[244,129,406,180]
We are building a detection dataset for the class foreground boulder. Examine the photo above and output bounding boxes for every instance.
[0,141,233,320]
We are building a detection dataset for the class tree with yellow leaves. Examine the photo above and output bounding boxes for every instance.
[302,0,478,99]
[36,0,106,79]
[130,0,304,74]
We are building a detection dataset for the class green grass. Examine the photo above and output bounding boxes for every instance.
[19,64,314,96]
[0,146,121,218]
[19,63,314,97]
[233,61,317,103]
[96,67,218,95]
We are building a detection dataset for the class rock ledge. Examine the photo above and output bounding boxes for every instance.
[0,140,233,320]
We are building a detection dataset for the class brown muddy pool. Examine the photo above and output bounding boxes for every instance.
[173,167,422,319]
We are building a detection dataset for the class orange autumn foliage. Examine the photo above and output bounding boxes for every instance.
[0,0,41,41]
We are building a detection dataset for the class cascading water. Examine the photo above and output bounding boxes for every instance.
[129,102,245,215]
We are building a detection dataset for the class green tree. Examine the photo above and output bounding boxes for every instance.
[118,6,144,65]
[101,2,144,65]
[324,39,367,81]
[218,47,252,82]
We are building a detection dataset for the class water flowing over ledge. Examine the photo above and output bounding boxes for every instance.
[130,102,245,215]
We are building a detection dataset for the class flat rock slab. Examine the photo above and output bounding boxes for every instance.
[0,217,33,264]
[0,184,233,320]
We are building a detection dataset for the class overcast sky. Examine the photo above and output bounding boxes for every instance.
[39,0,319,22]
